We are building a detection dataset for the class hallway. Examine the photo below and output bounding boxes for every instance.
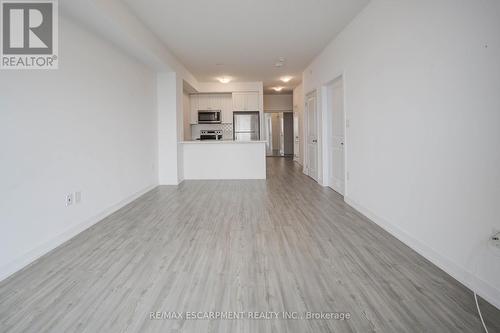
[0,158,499,332]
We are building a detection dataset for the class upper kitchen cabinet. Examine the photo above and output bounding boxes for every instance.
[190,93,233,124]
[232,93,246,111]
[221,94,233,124]
[246,92,260,111]
[197,94,210,110]
[197,94,227,110]
[232,92,260,111]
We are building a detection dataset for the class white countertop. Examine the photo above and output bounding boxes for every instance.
[180,140,267,144]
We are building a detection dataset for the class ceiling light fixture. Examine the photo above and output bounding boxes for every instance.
[273,87,284,92]
[217,77,231,84]
[280,76,292,83]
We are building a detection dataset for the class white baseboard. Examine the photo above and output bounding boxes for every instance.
[344,196,500,310]
[0,184,157,283]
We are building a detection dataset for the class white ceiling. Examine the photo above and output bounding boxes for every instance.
[123,0,369,93]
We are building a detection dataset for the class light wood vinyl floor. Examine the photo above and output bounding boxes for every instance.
[1,158,499,332]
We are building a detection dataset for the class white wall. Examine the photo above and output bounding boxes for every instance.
[61,0,199,89]
[264,94,293,112]
[303,0,500,308]
[157,72,185,185]
[196,81,263,94]
[0,17,158,280]
[157,73,179,185]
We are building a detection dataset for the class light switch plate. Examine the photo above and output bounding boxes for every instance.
[75,191,81,204]
[66,193,73,206]
[489,231,500,257]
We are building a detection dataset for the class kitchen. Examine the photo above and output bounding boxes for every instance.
[180,82,267,180]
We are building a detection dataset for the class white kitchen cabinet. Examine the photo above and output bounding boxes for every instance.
[197,94,209,110]
[198,94,226,110]
[232,93,246,111]
[246,93,260,111]
[189,94,199,124]
[232,92,260,111]
[221,94,233,123]
[190,93,233,124]
[210,94,223,110]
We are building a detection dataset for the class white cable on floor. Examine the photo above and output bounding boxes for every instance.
[474,291,489,333]
[471,234,500,333]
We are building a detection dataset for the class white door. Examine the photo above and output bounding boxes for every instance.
[293,111,299,161]
[306,92,318,181]
[328,77,345,195]
[279,113,284,156]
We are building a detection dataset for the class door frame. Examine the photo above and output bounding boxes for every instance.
[322,73,347,195]
[282,112,294,156]
[264,112,273,156]
[304,90,318,181]
[293,110,300,162]
[265,111,293,157]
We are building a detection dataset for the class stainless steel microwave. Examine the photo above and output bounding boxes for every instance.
[198,110,221,124]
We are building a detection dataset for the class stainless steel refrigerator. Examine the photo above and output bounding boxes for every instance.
[233,111,260,141]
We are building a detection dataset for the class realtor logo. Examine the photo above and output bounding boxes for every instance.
[1,0,58,69]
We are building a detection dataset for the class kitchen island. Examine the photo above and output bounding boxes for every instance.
[180,140,267,180]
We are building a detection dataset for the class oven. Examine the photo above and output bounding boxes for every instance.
[200,130,223,141]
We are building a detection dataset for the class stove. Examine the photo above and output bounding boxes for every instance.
[200,130,223,141]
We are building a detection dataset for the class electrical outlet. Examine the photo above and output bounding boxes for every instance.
[346,172,350,181]
[65,193,73,206]
[489,231,500,256]
[75,191,81,204]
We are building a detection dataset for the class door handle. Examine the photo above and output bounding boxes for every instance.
[312,139,317,143]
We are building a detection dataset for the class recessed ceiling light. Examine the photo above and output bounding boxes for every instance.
[273,87,284,92]
[217,77,231,84]
[280,76,292,83]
